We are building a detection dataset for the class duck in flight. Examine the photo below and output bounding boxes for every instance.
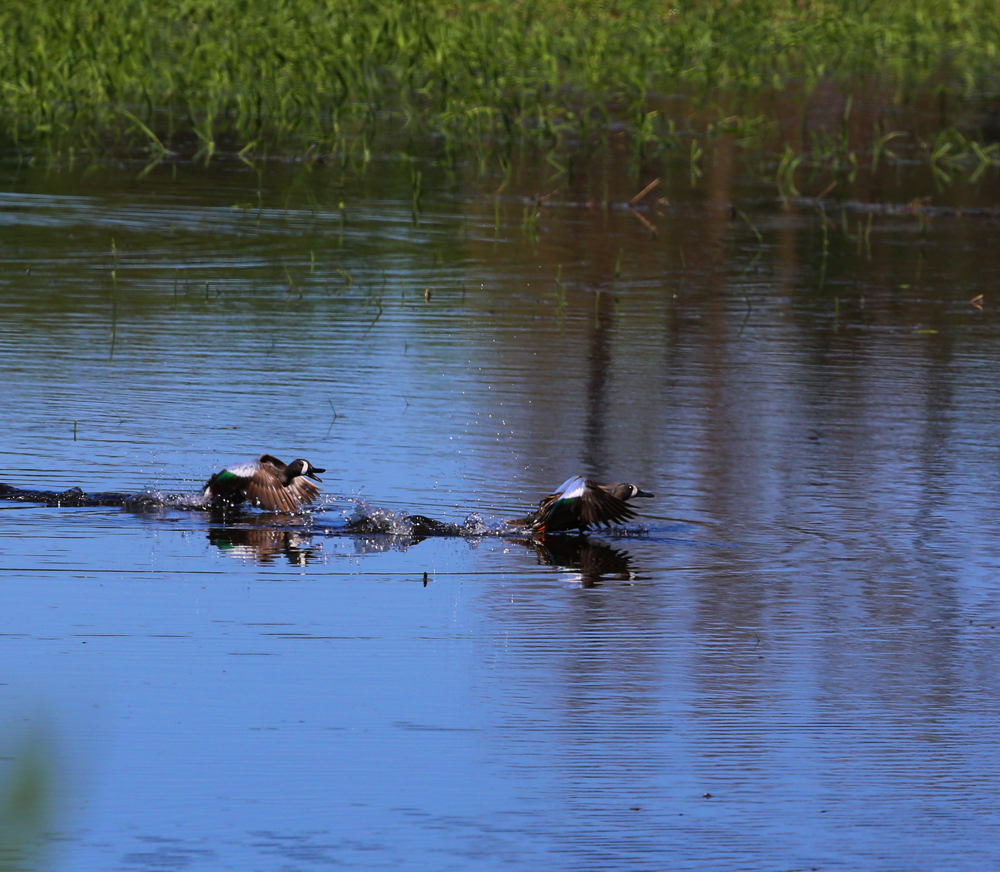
[203,454,325,512]
[511,475,654,534]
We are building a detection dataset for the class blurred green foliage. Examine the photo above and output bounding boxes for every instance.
[0,734,50,872]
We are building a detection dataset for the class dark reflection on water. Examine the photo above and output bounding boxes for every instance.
[207,524,324,566]
[2,152,1000,870]
[520,535,638,585]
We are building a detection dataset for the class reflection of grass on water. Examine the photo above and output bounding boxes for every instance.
[3,0,1000,177]
[0,734,51,872]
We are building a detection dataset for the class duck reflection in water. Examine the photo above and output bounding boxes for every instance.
[522,535,636,586]
[207,522,323,566]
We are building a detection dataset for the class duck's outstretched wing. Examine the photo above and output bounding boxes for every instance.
[576,480,636,529]
[529,476,585,532]
[287,476,321,509]
[246,473,320,512]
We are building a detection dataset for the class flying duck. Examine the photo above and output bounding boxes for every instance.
[511,475,654,534]
[203,454,325,512]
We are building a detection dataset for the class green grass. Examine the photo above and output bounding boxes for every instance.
[2,0,1000,170]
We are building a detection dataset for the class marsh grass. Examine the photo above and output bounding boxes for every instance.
[0,0,1000,158]
[2,0,1000,191]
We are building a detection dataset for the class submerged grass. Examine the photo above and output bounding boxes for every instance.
[2,0,1000,176]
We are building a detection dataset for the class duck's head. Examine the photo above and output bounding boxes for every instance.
[286,459,325,482]
[610,483,654,501]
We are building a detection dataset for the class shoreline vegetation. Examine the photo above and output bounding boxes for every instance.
[2,0,1000,187]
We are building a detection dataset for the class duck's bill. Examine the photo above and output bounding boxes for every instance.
[635,488,655,498]
[308,467,325,482]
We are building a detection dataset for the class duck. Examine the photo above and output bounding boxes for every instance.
[203,454,325,512]
[510,475,654,534]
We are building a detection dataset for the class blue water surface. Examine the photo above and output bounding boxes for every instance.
[2,156,1000,870]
